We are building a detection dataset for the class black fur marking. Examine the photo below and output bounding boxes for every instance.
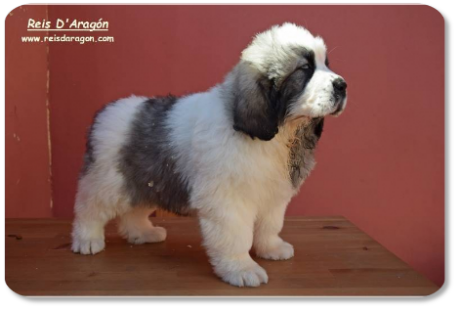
[232,63,280,141]
[288,118,324,188]
[118,96,191,215]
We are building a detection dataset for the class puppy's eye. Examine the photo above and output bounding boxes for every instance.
[299,64,310,70]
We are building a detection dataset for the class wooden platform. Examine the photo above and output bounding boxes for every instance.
[5,216,438,296]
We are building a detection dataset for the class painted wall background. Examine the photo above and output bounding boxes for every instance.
[5,5,444,286]
[5,5,52,218]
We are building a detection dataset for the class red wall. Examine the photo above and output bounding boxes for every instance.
[7,5,444,286]
[5,5,52,218]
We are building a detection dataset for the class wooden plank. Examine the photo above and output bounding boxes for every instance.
[5,217,438,296]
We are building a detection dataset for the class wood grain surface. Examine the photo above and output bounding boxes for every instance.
[5,216,438,296]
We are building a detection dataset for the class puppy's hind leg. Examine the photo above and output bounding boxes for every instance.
[118,207,167,244]
[72,177,113,255]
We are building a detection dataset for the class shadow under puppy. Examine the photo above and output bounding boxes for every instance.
[72,23,348,287]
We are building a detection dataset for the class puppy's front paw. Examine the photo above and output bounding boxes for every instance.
[72,237,105,255]
[257,241,294,260]
[215,259,268,287]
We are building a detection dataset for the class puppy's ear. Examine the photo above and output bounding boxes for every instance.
[232,62,279,141]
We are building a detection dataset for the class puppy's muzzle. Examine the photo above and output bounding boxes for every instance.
[331,78,347,115]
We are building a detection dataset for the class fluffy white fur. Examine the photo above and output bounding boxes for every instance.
[72,23,346,287]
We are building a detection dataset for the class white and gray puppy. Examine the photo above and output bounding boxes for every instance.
[72,23,347,287]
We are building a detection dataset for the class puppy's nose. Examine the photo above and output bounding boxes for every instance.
[332,78,347,93]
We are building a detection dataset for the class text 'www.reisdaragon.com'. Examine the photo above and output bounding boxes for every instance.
[21,34,115,44]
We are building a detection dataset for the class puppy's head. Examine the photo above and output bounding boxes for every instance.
[231,23,347,141]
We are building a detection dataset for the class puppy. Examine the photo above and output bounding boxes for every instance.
[71,23,347,287]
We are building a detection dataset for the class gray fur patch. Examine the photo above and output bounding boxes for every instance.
[117,96,191,215]
[288,118,324,188]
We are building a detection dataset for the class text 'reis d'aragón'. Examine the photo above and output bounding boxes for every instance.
[27,18,109,31]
